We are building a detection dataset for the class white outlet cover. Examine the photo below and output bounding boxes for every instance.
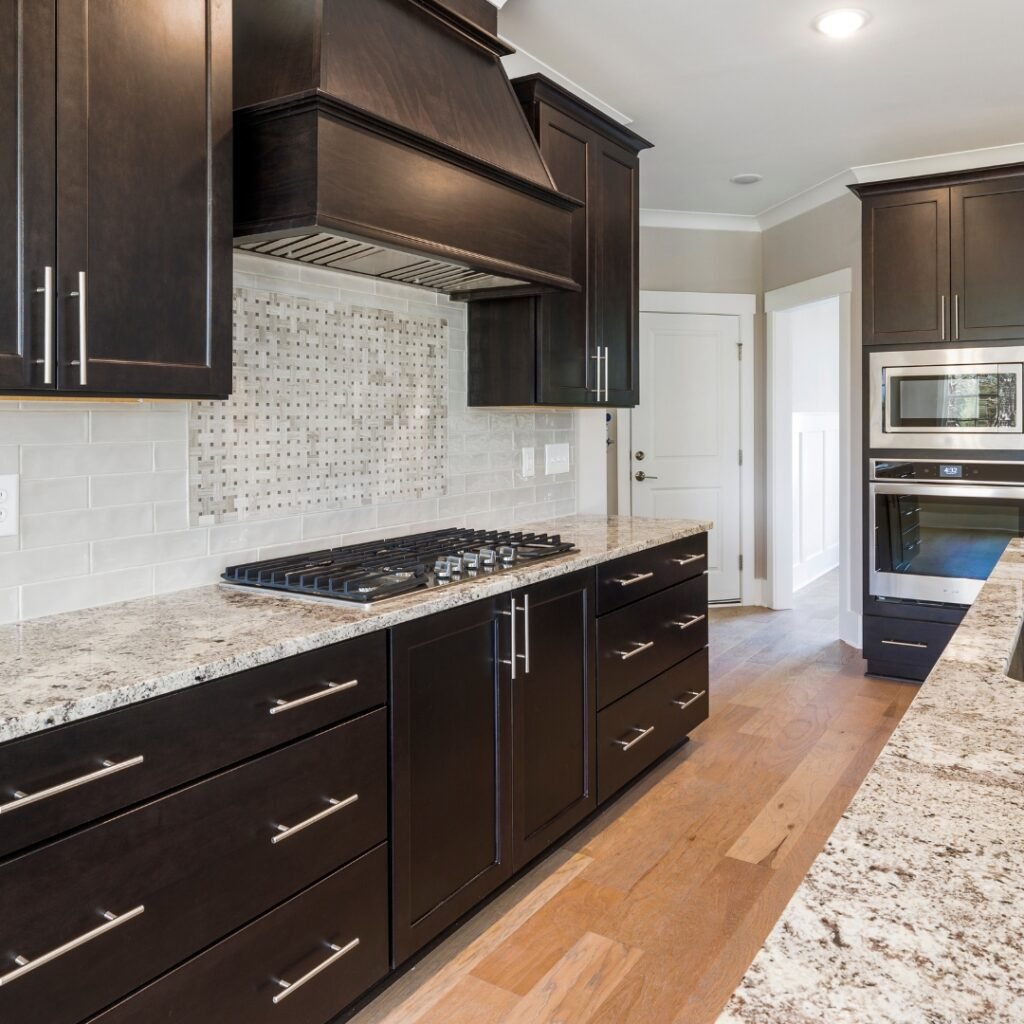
[544,443,570,476]
[521,447,535,479]
[0,474,18,537]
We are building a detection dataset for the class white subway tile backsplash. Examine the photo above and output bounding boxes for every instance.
[90,471,187,508]
[0,255,576,622]
[22,443,154,480]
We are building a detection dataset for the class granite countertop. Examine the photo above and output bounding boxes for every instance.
[720,538,1024,1023]
[0,515,710,744]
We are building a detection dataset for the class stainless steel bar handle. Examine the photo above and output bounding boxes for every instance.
[272,793,358,845]
[522,594,531,674]
[672,614,706,631]
[272,936,360,1005]
[672,689,707,711]
[268,678,358,715]
[590,349,603,397]
[614,725,655,751]
[881,639,928,649]
[33,267,54,383]
[941,295,946,341]
[617,640,654,660]
[0,754,145,815]
[614,571,654,587]
[672,554,705,566]
[603,346,610,401]
[0,905,145,987]
[954,294,960,340]
[501,596,518,679]
[68,271,87,386]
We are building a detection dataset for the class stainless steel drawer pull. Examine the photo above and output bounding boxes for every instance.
[269,679,358,715]
[881,639,928,649]
[614,725,655,751]
[33,266,54,384]
[0,905,145,987]
[672,689,707,711]
[271,793,359,845]
[272,936,360,1004]
[672,554,704,566]
[614,571,654,587]
[672,614,706,631]
[617,640,654,660]
[0,755,145,815]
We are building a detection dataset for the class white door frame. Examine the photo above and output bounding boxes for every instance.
[765,269,858,645]
[618,291,758,605]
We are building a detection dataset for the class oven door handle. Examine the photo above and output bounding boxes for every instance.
[869,482,1024,500]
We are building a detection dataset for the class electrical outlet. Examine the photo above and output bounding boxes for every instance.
[544,443,570,476]
[521,447,535,479]
[0,474,19,538]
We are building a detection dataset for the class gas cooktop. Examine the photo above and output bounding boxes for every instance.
[222,527,576,605]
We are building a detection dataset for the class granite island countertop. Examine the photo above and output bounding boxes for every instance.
[0,515,710,744]
[719,537,1024,1023]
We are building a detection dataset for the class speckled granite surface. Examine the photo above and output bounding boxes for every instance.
[720,538,1024,1024]
[0,515,710,743]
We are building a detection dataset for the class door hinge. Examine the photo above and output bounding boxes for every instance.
[739,554,744,571]
[737,343,743,361]
[738,449,743,466]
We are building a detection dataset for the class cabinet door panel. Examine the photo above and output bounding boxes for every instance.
[0,0,56,392]
[536,105,592,405]
[863,188,950,346]
[592,139,640,403]
[952,176,1024,341]
[55,0,231,396]
[512,570,595,870]
[390,598,513,966]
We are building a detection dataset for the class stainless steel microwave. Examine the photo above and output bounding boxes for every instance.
[869,346,1024,450]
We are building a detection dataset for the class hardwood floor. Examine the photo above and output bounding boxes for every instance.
[350,573,918,1024]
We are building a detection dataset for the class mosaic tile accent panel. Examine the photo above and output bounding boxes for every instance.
[189,288,448,523]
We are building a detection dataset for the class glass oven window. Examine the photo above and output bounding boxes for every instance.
[875,493,1021,580]
[888,366,1020,430]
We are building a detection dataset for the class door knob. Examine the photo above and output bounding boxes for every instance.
[634,450,645,461]
[634,471,658,482]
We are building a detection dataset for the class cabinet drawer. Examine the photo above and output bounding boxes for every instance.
[0,711,386,1024]
[597,574,708,708]
[0,631,385,859]
[863,615,955,681]
[597,649,708,804]
[597,533,707,615]
[89,844,389,1024]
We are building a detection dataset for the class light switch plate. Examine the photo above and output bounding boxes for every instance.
[0,474,18,537]
[521,447,535,479]
[544,443,570,476]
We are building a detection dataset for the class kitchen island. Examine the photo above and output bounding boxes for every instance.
[720,538,1024,1023]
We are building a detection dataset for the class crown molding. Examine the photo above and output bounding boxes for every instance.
[641,141,1024,235]
[639,208,761,233]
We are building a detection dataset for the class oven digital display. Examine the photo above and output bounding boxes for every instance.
[939,464,963,478]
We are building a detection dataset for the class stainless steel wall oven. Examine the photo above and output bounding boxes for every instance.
[869,346,1024,450]
[870,459,1024,605]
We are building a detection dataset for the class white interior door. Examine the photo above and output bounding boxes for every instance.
[631,312,742,602]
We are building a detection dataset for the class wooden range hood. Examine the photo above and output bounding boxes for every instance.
[232,0,581,298]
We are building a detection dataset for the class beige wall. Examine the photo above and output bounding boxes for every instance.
[635,197,863,587]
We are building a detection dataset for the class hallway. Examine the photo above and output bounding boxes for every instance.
[351,574,917,1024]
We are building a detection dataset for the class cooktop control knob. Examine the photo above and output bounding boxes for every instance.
[445,554,464,574]
[478,547,496,566]
[498,545,516,565]
[463,551,480,569]
[434,559,451,579]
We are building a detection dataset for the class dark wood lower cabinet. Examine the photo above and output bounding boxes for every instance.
[389,597,513,967]
[89,845,389,1024]
[511,570,596,870]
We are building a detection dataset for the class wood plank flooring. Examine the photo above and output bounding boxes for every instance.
[350,573,918,1024]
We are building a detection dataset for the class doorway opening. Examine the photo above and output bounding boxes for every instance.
[766,269,857,646]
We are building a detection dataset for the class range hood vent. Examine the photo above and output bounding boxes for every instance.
[232,0,581,299]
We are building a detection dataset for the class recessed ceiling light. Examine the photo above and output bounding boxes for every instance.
[814,8,871,38]
[730,173,763,186]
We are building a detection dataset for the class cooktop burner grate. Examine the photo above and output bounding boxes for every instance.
[222,528,576,604]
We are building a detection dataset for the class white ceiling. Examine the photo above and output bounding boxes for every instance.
[497,0,1024,218]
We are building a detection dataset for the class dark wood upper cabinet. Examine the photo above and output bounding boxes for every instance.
[511,570,595,871]
[860,187,950,346]
[468,75,652,408]
[0,1,56,392]
[856,165,1024,347]
[951,175,1024,342]
[1,0,232,398]
[389,598,513,967]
